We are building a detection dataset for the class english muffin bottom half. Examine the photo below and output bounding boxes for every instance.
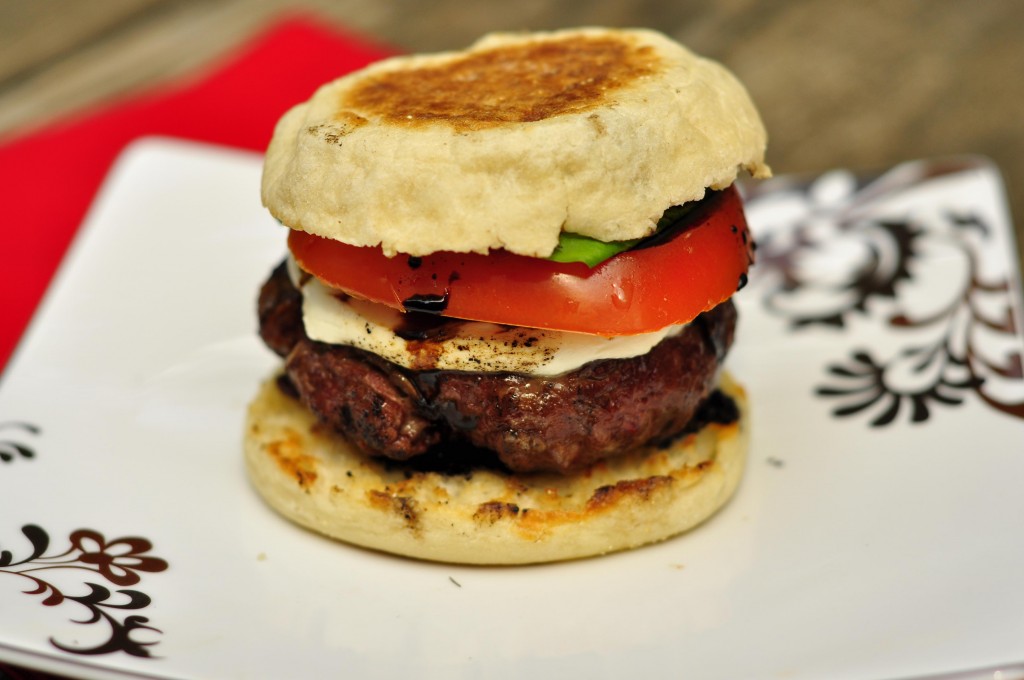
[245,372,748,564]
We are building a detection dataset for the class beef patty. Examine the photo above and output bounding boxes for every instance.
[258,261,736,473]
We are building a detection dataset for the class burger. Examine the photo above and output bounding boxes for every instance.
[246,27,769,564]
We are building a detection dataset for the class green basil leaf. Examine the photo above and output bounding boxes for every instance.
[546,232,641,267]
[546,200,701,268]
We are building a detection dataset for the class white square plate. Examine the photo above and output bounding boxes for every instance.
[1,138,1022,680]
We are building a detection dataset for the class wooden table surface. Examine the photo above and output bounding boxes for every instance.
[2,0,1023,276]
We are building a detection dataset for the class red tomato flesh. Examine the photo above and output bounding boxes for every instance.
[288,185,754,336]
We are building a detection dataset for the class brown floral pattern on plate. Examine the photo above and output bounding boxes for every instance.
[742,157,1024,425]
[0,423,39,465]
[0,524,168,658]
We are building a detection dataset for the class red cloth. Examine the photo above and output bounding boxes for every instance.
[0,16,393,372]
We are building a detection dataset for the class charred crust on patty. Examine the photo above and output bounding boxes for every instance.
[259,262,738,473]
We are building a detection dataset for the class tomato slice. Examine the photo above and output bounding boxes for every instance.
[288,185,754,336]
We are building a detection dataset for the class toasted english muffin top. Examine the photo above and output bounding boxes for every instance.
[262,28,769,257]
